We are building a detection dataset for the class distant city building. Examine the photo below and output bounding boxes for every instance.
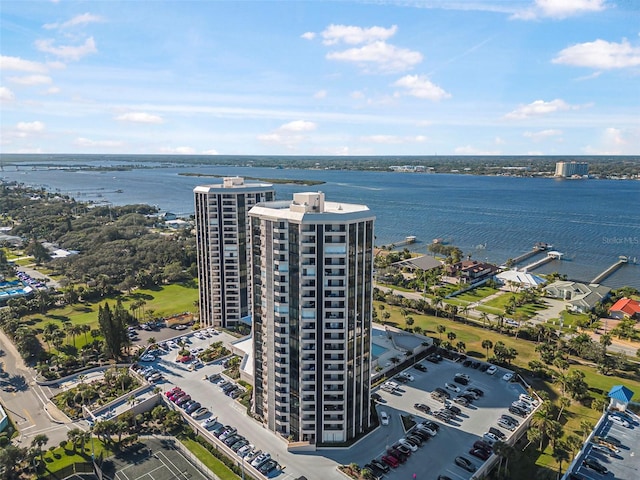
[194,177,275,328]
[554,161,588,177]
[249,192,374,444]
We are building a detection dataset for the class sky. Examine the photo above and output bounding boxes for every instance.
[1,0,639,156]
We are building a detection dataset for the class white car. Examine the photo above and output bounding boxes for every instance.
[502,373,514,382]
[416,424,437,436]
[251,452,271,468]
[140,354,155,362]
[399,438,418,452]
[486,365,497,375]
[201,417,218,428]
[237,444,254,457]
[380,411,389,425]
[399,372,415,381]
[194,332,206,340]
[167,341,178,349]
[445,382,461,393]
[519,394,539,406]
[609,415,630,428]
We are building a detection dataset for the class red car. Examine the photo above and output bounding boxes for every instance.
[165,387,181,397]
[381,455,399,468]
[469,448,490,461]
[169,391,186,402]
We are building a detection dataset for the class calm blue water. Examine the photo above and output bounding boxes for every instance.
[371,344,389,360]
[1,158,638,288]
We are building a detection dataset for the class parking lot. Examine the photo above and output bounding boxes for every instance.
[565,410,640,480]
[366,356,527,479]
[131,329,530,480]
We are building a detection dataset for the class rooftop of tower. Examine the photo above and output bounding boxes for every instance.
[193,177,274,192]
[249,192,373,222]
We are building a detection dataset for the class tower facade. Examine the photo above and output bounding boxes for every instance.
[194,177,275,328]
[250,192,374,444]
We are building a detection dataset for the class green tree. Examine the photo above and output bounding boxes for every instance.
[481,339,493,359]
[437,324,446,340]
[98,302,129,360]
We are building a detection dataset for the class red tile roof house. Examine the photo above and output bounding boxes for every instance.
[609,297,640,320]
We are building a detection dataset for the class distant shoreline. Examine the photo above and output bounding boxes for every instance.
[178,172,324,186]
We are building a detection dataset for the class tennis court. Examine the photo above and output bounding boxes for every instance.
[103,438,210,480]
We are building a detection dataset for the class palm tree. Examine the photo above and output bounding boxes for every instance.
[437,324,446,341]
[557,397,571,420]
[579,420,594,440]
[565,434,583,457]
[455,341,466,353]
[552,442,570,480]
[433,296,443,317]
[80,324,91,345]
[480,312,490,328]
[30,434,48,463]
[447,331,457,343]
[532,406,553,450]
[482,339,493,359]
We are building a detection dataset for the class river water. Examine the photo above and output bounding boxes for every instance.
[2,158,638,288]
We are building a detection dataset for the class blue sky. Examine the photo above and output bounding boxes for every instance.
[1,0,639,156]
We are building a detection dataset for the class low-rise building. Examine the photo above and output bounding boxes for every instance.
[544,281,610,313]
[609,297,640,319]
[446,260,499,284]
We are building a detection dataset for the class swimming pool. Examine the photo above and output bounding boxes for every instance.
[372,343,389,359]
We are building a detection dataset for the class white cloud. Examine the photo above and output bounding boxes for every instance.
[158,146,196,154]
[301,32,315,40]
[360,135,426,144]
[393,75,451,101]
[17,121,45,133]
[74,137,123,148]
[202,149,219,155]
[454,145,501,155]
[524,129,563,141]
[313,90,327,99]
[583,127,639,155]
[278,120,317,132]
[35,37,97,61]
[495,136,506,145]
[350,91,365,99]
[0,87,15,101]
[0,55,48,73]
[553,39,640,69]
[115,112,164,124]
[321,24,397,46]
[45,86,61,95]
[8,75,53,86]
[44,13,104,30]
[505,99,578,119]
[327,41,423,73]
[513,0,607,20]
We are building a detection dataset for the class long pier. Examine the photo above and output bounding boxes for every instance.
[522,251,563,272]
[509,242,554,266]
[591,256,629,284]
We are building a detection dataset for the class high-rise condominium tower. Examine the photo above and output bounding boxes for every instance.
[250,192,374,444]
[194,177,275,328]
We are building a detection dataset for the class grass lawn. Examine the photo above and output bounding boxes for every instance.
[476,292,548,319]
[42,439,113,473]
[179,437,239,480]
[454,285,499,303]
[25,283,199,349]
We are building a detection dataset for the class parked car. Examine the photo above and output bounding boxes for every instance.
[502,373,514,382]
[454,456,476,472]
[381,455,399,468]
[483,432,500,445]
[469,448,490,461]
[582,457,608,474]
[416,424,437,436]
[453,376,469,385]
[365,462,386,477]
[414,403,431,414]
[447,405,461,416]
[175,395,191,406]
[258,459,278,475]
[141,354,155,362]
[414,364,428,372]
[398,438,418,451]
[219,427,238,441]
[223,434,243,446]
[501,414,519,426]
[212,424,231,437]
[165,387,181,397]
[245,449,261,463]
[473,440,493,453]
[444,382,461,393]
[237,443,254,457]
[201,417,218,429]
[231,439,249,452]
[609,415,630,427]
[251,452,271,468]
[398,372,414,381]
[426,353,442,363]
[468,387,484,396]
[191,407,209,418]
[453,396,469,406]
[509,405,528,417]
[498,418,516,431]
[488,427,506,440]
[370,459,390,473]
[486,365,497,375]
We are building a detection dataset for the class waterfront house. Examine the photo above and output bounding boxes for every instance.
[392,255,442,272]
[446,260,499,284]
[544,281,611,313]
[609,297,640,320]
[496,270,546,290]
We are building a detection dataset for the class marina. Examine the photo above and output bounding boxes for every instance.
[521,251,564,272]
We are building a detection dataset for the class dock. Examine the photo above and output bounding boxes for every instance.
[522,251,564,272]
[591,256,629,284]
[386,236,417,249]
[509,242,553,265]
